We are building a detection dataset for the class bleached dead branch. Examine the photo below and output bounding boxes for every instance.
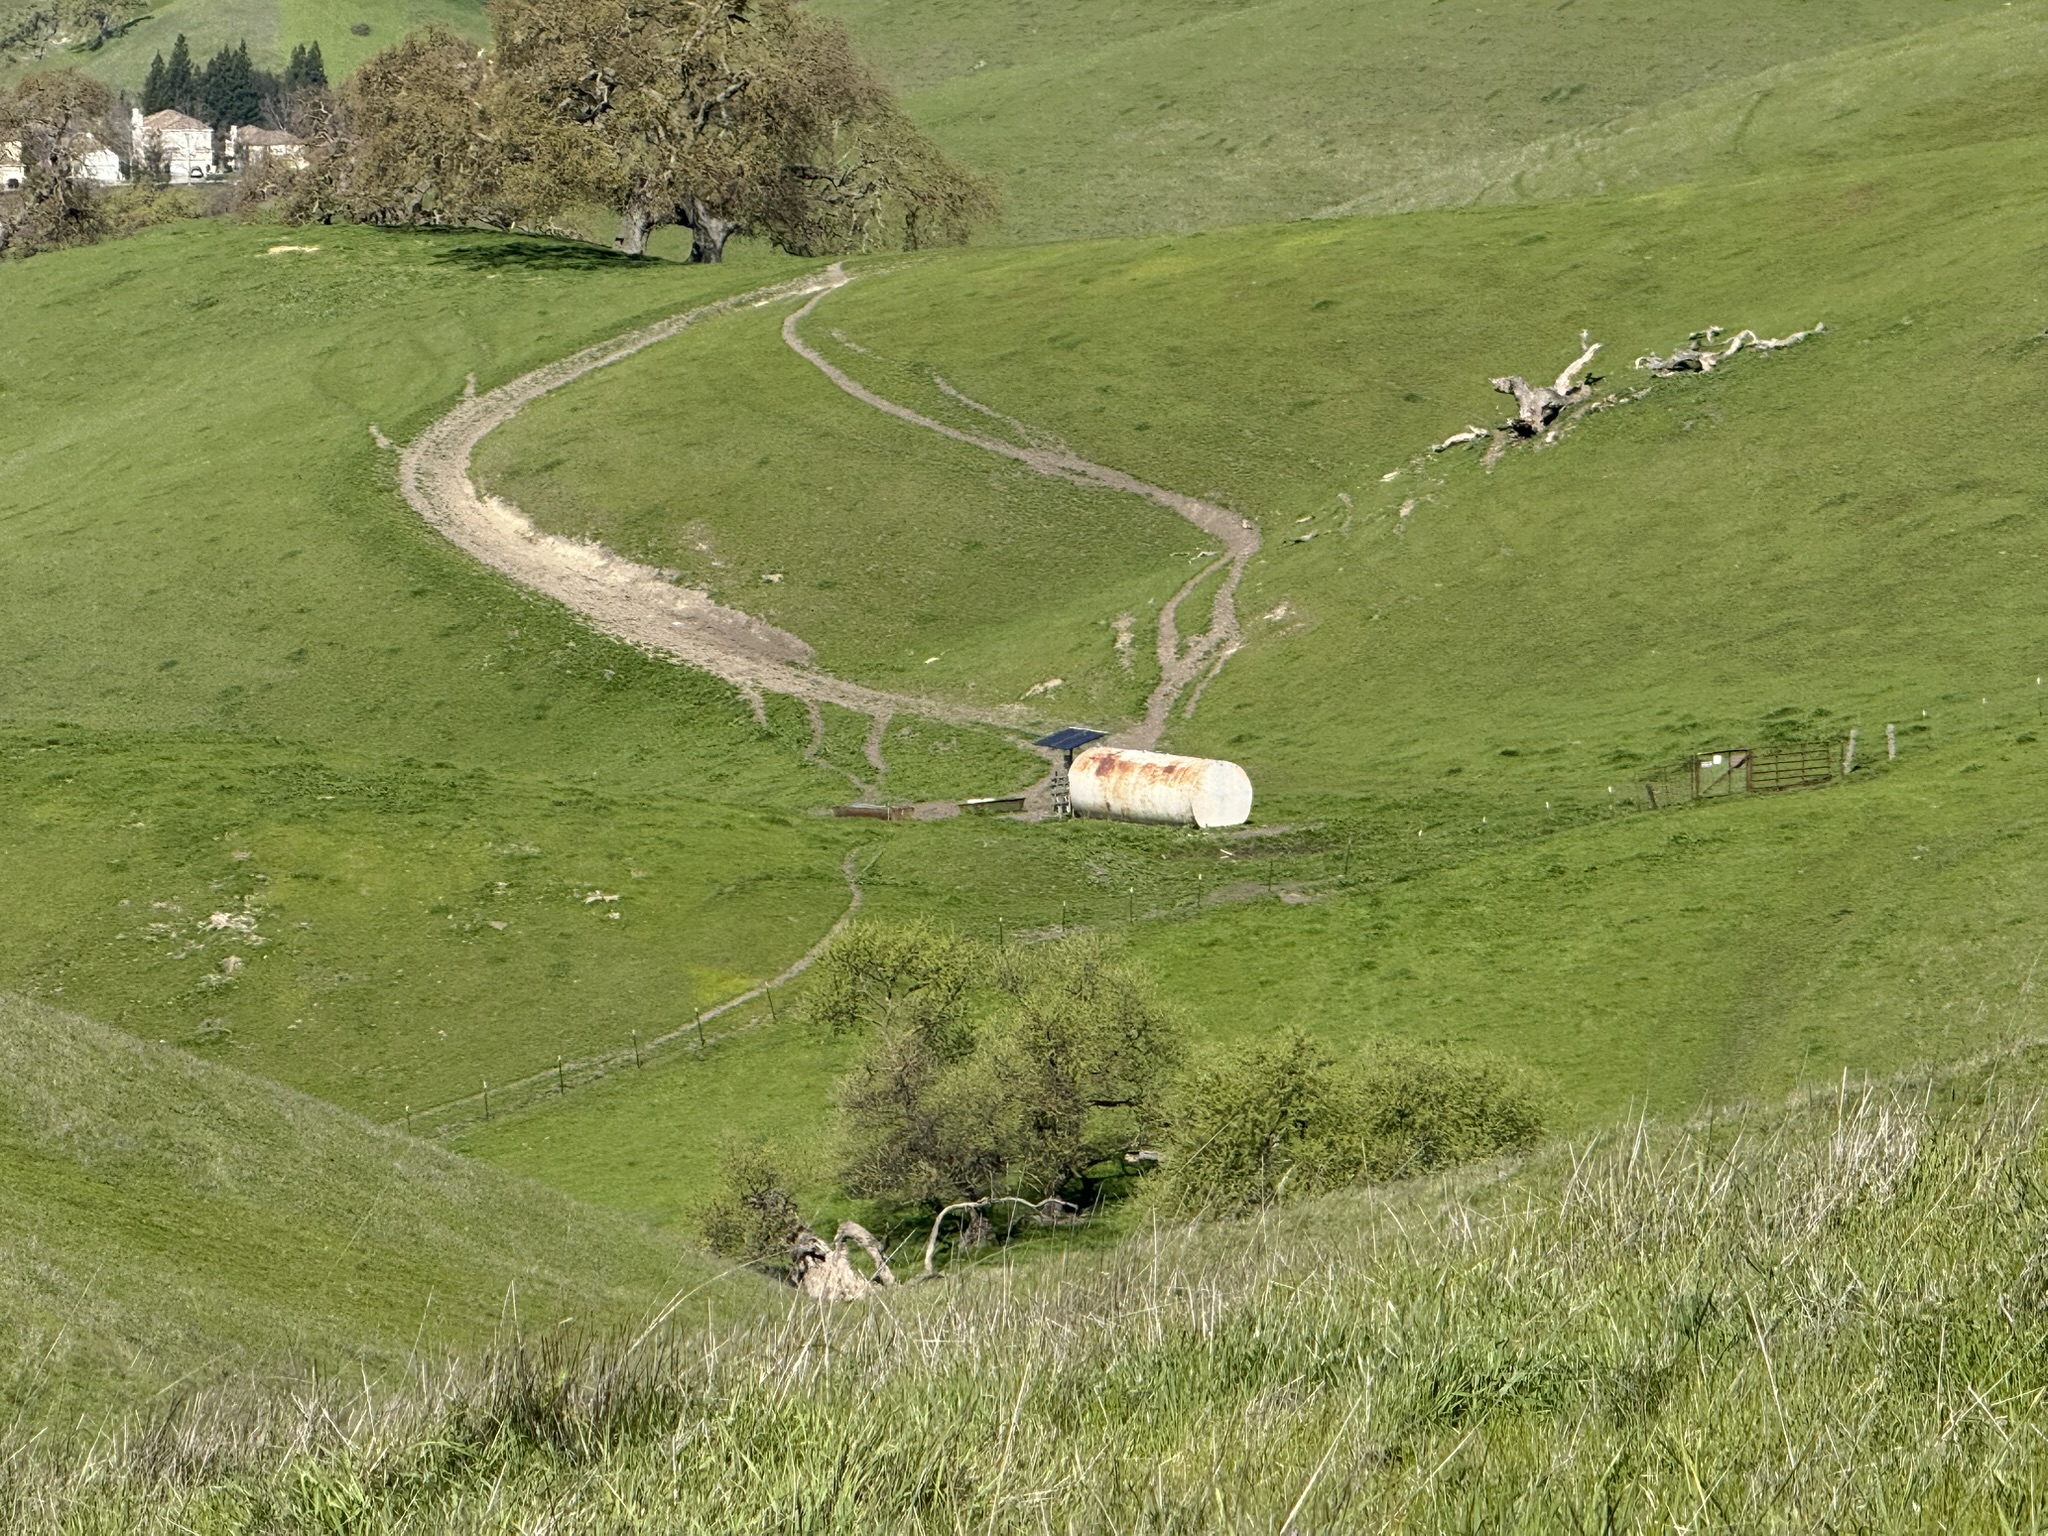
[1635,322,1825,376]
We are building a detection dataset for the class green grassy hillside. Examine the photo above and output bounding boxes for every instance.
[471,299,1189,720]
[458,44,2048,1223]
[0,223,896,1123]
[818,0,2017,240]
[9,0,486,91]
[27,1048,2048,1531]
[8,0,2048,1460]
[0,992,717,1430]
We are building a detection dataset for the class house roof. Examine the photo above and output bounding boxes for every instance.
[142,110,210,133]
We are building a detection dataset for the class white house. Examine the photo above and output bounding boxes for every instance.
[0,136,123,189]
[134,108,215,182]
[77,138,122,186]
[229,126,308,171]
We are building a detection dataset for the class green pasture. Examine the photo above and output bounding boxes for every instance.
[33,1048,2048,1531]
[7,0,487,90]
[819,0,2018,240]
[462,113,2048,1226]
[0,993,728,1429]
[7,0,2048,1445]
[473,296,1187,720]
[0,222,898,1120]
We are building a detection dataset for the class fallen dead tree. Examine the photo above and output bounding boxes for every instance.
[1635,322,1824,376]
[1491,331,1605,437]
[791,1221,896,1302]
[1423,319,1824,471]
[920,1195,1082,1280]
[784,1197,1084,1301]
[1427,331,1637,465]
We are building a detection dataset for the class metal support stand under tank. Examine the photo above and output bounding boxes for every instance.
[1034,727,1107,820]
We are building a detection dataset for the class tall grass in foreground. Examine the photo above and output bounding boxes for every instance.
[15,1052,2048,1531]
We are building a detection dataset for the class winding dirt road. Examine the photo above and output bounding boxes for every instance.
[390,264,1264,1129]
[781,275,1259,747]
[398,263,1256,751]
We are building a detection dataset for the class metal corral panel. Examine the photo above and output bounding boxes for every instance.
[1069,748,1253,828]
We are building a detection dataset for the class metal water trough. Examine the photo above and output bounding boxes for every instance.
[833,803,914,822]
[961,795,1028,816]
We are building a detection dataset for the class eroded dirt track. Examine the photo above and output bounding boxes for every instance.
[399,272,1018,731]
[782,276,1259,747]
[398,264,1257,750]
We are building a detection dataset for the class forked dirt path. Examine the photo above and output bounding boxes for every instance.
[398,263,1257,753]
[782,271,1260,747]
[392,265,1262,1129]
[399,272,1018,733]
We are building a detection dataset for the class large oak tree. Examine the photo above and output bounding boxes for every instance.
[332,0,993,260]
[0,69,113,257]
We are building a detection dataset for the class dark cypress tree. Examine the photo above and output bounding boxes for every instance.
[162,33,195,116]
[195,41,264,126]
[283,42,330,94]
[197,44,231,123]
[141,52,168,115]
[229,43,270,125]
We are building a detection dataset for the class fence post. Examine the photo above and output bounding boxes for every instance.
[1843,729,1859,776]
[695,1014,706,1051]
[556,1056,564,1095]
[1887,723,1897,761]
[482,1080,489,1122]
[632,1029,640,1067]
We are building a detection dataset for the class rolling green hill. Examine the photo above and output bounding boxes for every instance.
[9,0,2048,1455]
[462,20,2048,1216]
[27,1047,2048,1530]
[817,0,2020,240]
[0,992,720,1429]
[0,223,895,1125]
[6,0,486,91]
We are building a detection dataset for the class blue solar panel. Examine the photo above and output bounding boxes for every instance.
[1035,727,1108,752]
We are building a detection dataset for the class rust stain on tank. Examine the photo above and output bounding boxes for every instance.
[1085,749,1207,797]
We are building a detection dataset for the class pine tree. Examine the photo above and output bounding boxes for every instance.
[225,41,262,124]
[162,33,194,116]
[195,41,262,126]
[141,52,167,115]
[283,41,329,94]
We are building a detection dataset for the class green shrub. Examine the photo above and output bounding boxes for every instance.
[1350,1039,1547,1179]
[1156,1029,1544,1217]
[821,923,1185,1210]
[696,1138,803,1271]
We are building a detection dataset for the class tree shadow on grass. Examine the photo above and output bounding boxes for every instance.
[430,237,654,273]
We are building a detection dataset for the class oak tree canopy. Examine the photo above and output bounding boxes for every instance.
[328,0,995,261]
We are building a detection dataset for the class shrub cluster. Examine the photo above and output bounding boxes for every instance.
[1155,1027,1546,1218]
[701,923,1548,1275]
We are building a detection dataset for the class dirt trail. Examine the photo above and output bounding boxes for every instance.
[781,275,1260,747]
[399,272,1017,734]
[399,265,1257,751]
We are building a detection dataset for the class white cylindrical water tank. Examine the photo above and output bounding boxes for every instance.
[1068,747,1253,828]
